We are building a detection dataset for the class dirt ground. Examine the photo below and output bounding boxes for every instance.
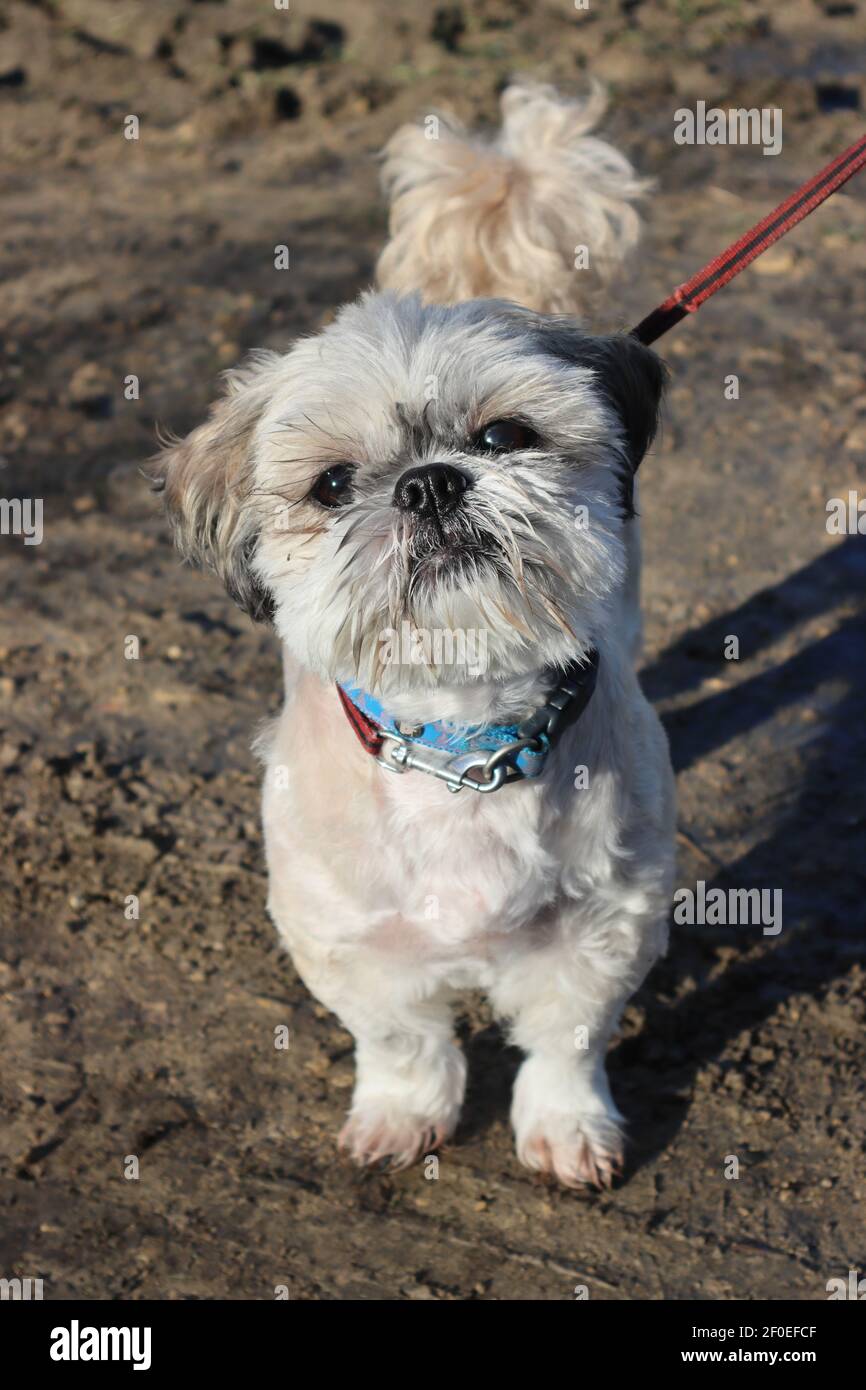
[1,0,865,1300]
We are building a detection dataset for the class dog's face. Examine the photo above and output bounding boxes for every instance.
[158,292,664,702]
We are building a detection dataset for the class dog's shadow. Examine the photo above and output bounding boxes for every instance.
[461,534,866,1178]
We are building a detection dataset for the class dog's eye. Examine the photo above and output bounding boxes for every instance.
[473,419,539,453]
[310,464,354,509]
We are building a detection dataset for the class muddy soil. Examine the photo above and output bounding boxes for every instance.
[1,0,864,1299]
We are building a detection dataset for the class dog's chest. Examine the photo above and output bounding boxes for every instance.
[263,678,564,964]
[371,771,559,951]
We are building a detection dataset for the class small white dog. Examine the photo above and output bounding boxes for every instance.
[157,83,675,1188]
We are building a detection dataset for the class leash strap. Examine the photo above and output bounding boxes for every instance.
[631,132,866,347]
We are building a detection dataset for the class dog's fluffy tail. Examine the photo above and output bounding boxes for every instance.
[376,81,649,314]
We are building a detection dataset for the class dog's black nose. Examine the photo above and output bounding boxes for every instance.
[393,463,472,519]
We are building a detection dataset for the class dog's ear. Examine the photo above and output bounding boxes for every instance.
[577,333,667,472]
[151,356,279,623]
[534,321,667,514]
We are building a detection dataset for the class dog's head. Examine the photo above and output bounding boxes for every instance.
[155,292,665,700]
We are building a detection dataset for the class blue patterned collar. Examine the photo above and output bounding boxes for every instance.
[336,650,599,795]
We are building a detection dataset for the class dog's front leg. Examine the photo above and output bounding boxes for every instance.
[341,1016,467,1170]
[293,950,466,1170]
[490,909,665,1188]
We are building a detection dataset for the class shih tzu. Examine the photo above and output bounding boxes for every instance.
[155,83,675,1188]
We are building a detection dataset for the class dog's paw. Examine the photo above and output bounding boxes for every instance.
[516,1114,624,1189]
[340,1038,466,1170]
[338,1108,453,1171]
[512,1056,625,1189]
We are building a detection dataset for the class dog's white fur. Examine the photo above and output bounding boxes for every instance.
[157,83,675,1187]
[378,80,649,312]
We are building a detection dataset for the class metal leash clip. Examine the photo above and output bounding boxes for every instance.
[376,730,548,794]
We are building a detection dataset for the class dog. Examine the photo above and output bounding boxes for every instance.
[155,82,675,1188]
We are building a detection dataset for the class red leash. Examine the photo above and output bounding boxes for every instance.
[631,132,866,347]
